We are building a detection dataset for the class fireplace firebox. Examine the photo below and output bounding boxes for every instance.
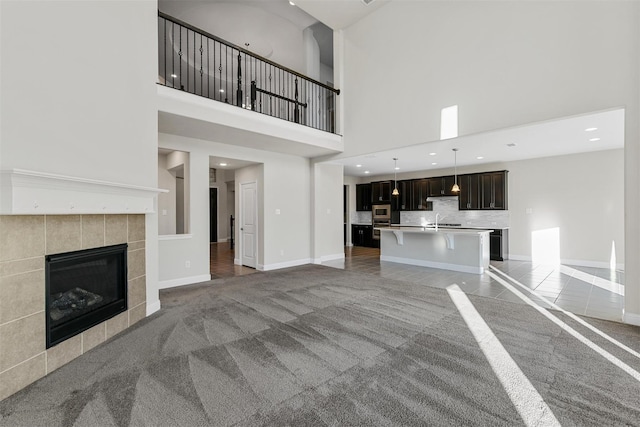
[45,244,128,348]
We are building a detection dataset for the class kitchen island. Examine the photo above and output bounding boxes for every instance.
[377,226,491,274]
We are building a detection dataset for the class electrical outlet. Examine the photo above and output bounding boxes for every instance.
[280,249,284,256]
[185,261,191,268]
[162,209,167,216]
[275,209,281,215]
[526,208,533,214]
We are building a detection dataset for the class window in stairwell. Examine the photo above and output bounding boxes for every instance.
[441,105,458,140]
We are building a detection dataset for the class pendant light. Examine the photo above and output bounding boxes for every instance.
[451,148,460,193]
[392,157,399,196]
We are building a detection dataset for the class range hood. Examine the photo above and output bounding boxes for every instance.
[426,195,459,202]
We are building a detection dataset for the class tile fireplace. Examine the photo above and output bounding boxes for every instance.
[0,214,146,400]
[46,244,128,348]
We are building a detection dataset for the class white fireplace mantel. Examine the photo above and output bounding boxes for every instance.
[0,169,168,215]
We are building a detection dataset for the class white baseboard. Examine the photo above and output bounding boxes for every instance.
[146,300,161,316]
[158,274,212,290]
[380,255,484,275]
[623,312,640,326]
[313,253,345,264]
[217,238,228,242]
[508,254,624,271]
[258,258,311,271]
[234,258,241,265]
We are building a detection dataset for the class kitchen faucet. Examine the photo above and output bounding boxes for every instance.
[435,212,441,231]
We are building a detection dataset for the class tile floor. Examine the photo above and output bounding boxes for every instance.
[209,243,624,322]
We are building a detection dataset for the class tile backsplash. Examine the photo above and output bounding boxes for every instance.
[351,211,372,224]
[399,197,509,228]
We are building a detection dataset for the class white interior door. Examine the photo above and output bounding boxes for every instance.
[240,182,257,268]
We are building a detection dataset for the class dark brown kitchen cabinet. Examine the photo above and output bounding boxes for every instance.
[458,174,481,210]
[428,175,457,197]
[411,179,430,210]
[371,181,392,204]
[352,224,373,247]
[481,171,508,210]
[490,229,509,261]
[392,180,413,211]
[356,184,372,211]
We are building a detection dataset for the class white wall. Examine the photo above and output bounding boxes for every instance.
[158,132,313,287]
[312,162,344,262]
[262,158,312,268]
[0,1,160,314]
[337,1,639,321]
[320,63,333,87]
[340,1,638,157]
[159,1,310,75]
[507,150,624,267]
[0,1,157,188]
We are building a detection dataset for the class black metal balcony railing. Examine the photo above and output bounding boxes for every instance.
[158,11,340,134]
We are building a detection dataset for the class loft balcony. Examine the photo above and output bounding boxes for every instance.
[157,11,343,157]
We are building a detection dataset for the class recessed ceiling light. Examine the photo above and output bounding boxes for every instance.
[477,156,484,160]
[356,164,362,168]
[429,152,437,156]
[289,0,295,5]
[219,162,228,166]
[432,162,437,165]
[171,74,177,78]
[585,127,598,132]
[364,171,370,174]
[394,166,400,170]
[589,138,601,142]
[219,89,225,93]
[507,143,517,147]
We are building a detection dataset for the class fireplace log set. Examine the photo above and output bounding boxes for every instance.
[50,287,104,322]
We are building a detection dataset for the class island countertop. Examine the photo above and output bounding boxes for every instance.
[376,226,493,235]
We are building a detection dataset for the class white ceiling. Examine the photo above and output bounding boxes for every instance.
[334,108,624,177]
[209,156,257,171]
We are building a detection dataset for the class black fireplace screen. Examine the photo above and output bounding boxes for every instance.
[46,244,128,348]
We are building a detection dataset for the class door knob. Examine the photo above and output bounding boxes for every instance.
[241,227,244,230]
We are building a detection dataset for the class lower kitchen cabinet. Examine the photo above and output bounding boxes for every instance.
[490,229,509,261]
[352,224,374,247]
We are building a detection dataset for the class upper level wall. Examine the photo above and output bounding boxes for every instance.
[339,1,639,156]
[0,1,157,188]
[159,1,310,75]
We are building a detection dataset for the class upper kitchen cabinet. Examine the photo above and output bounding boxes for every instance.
[427,175,457,197]
[393,180,413,211]
[481,171,508,210]
[411,179,430,210]
[356,183,372,211]
[458,174,481,210]
[371,180,392,204]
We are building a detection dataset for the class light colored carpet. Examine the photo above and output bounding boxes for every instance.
[1,265,640,426]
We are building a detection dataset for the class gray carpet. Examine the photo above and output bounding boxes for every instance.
[2,265,640,426]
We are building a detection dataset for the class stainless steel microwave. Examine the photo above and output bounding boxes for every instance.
[372,204,391,220]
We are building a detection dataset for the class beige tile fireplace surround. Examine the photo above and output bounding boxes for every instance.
[0,214,147,400]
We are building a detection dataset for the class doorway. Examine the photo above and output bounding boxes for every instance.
[209,188,218,243]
